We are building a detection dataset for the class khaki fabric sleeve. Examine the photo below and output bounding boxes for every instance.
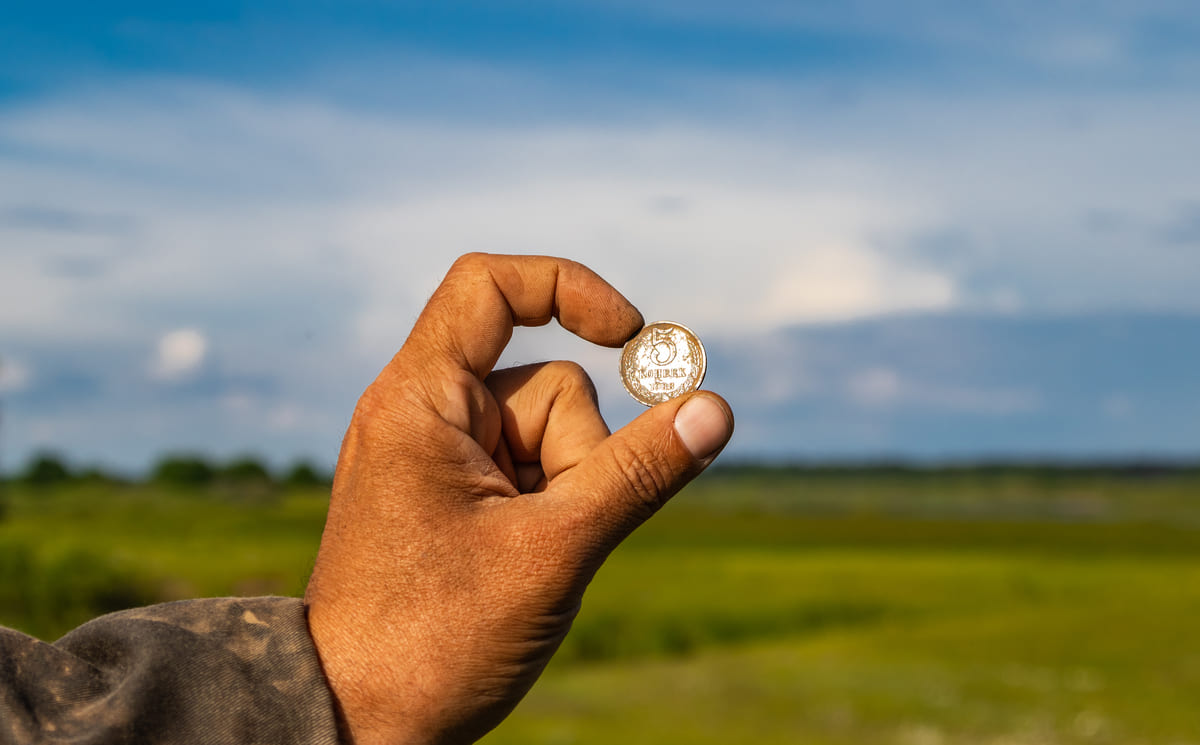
[0,597,340,745]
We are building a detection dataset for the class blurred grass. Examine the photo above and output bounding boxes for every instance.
[504,466,1200,744]
[1,466,1198,743]
[0,481,328,636]
[495,547,1200,744]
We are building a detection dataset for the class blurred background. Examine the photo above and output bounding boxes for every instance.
[2,2,1198,743]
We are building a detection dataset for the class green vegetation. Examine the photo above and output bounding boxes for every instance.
[478,465,1200,744]
[1,462,1198,743]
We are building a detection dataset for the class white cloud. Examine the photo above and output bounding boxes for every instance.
[0,358,32,393]
[1102,393,1135,419]
[1028,31,1127,69]
[220,391,256,413]
[918,386,1041,415]
[149,329,208,381]
[337,175,950,350]
[760,244,956,324]
[267,403,304,432]
[3,77,1200,363]
[847,367,903,407]
[218,392,309,433]
[846,366,1040,415]
[5,75,1199,356]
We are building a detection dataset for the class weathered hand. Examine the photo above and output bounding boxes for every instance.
[304,254,734,745]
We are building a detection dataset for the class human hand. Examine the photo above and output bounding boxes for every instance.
[304,254,734,745]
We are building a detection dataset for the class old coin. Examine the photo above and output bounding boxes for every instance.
[620,321,707,406]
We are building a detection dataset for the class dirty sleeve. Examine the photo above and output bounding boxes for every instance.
[0,597,341,745]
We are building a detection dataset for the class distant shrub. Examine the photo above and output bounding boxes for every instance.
[151,454,215,488]
[214,455,280,503]
[75,466,129,486]
[21,452,72,487]
[283,460,331,488]
[219,455,273,485]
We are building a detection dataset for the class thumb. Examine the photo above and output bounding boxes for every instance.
[557,392,734,554]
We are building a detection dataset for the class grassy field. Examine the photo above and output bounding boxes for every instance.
[2,466,1198,744]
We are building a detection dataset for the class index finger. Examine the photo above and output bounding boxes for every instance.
[401,253,644,379]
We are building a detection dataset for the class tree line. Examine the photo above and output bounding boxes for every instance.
[7,451,332,489]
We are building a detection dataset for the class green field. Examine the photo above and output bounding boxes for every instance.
[2,466,1198,744]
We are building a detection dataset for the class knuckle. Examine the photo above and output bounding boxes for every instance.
[349,377,423,443]
[347,382,395,442]
[450,251,490,276]
[543,360,597,401]
[352,380,389,425]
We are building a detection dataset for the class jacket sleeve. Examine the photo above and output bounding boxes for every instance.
[0,597,341,745]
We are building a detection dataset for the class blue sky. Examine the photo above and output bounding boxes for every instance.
[2,1,1199,471]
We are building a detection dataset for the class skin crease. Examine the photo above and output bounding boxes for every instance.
[304,254,734,745]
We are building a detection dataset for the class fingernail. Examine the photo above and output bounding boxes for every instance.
[674,394,732,460]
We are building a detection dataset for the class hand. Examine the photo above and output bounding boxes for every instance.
[304,254,734,745]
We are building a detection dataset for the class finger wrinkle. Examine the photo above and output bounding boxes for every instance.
[489,259,558,328]
[548,261,562,327]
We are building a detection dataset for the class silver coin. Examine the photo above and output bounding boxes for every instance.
[620,321,707,406]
